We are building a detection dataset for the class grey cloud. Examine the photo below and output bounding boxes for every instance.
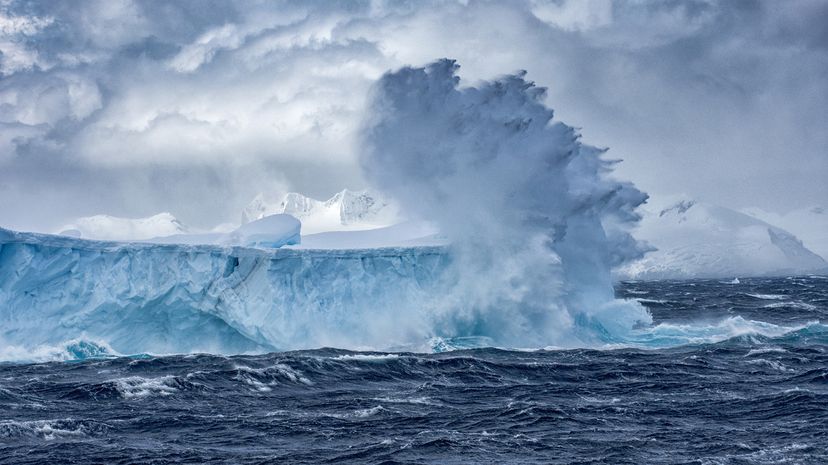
[0,0,825,232]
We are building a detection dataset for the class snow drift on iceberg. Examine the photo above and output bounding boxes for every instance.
[58,212,188,241]
[149,214,301,248]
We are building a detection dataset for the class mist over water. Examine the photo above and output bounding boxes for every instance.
[360,59,652,347]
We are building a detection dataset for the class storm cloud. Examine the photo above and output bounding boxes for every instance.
[0,0,825,231]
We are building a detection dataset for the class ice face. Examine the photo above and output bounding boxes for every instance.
[0,228,447,357]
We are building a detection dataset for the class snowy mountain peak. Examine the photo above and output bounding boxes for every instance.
[241,189,399,234]
[282,192,322,217]
[333,189,395,225]
[658,200,696,218]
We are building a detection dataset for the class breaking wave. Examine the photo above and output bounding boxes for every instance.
[360,59,652,349]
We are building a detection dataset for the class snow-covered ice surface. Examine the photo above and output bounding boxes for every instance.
[57,212,188,241]
[148,214,301,248]
[617,197,827,280]
[294,221,444,249]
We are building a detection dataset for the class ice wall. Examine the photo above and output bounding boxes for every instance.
[360,59,652,346]
[0,228,447,356]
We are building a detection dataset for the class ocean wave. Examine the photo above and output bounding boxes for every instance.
[617,318,826,349]
[0,339,117,364]
[232,363,312,389]
[0,419,110,440]
[326,406,387,419]
[744,293,788,300]
[762,301,818,310]
[332,354,402,362]
[112,376,186,399]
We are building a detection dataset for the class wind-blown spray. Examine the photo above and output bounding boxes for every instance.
[360,59,652,347]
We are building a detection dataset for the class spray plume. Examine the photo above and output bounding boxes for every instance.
[360,59,652,347]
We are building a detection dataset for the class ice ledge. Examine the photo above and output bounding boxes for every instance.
[0,226,451,356]
[0,227,447,257]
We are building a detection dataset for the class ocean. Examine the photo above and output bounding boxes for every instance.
[1,276,826,464]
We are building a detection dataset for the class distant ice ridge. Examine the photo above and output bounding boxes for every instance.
[57,212,188,241]
[241,189,400,234]
[742,205,828,261]
[617,197,827,280]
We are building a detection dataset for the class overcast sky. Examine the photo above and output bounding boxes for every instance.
[0,0,825,232]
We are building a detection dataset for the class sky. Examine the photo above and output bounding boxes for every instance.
[0,0,825,232]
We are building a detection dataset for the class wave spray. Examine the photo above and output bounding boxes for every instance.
[360,59,652,347]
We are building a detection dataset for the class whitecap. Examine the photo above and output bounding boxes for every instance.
[333,354,401,362]
[112,376,181,399]
[762,301,817,311]
[745,359,792,372]
[0,419,107,440]
[745,347,787,357]
[744,293,788,300]
[327,406,386,419]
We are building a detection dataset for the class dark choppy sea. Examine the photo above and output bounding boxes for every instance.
[2,276,827,464]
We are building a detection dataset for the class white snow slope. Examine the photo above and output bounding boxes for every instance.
[57,212,188,241]
[295,221,444,249]
[743,206,828,261]
[145,214,301,249]
[617,198,827,280]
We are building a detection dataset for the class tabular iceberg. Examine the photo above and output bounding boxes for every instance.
[0,227,447,357]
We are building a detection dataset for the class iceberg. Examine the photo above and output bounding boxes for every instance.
[0,227,447,356]
[617,198,827,279]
